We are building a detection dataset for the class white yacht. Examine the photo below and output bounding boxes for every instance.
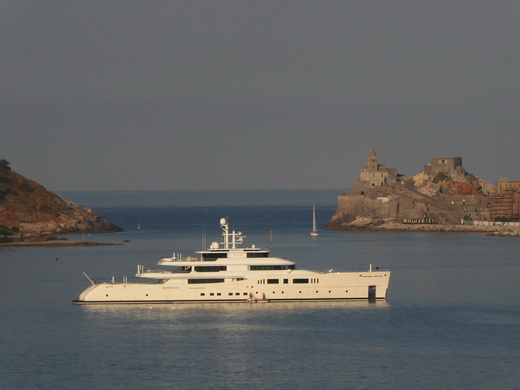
[73,218,390,304]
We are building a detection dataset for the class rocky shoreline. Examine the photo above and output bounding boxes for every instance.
[323,220,520,236]
[1,163,122,243]
[0,239,120,248]
[324,151,520,236]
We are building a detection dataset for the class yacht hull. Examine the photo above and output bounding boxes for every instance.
[73,271,390,304]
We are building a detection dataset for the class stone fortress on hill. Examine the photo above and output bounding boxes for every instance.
[325,149,520,232]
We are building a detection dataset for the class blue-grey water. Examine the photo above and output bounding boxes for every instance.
[2,189,519,389]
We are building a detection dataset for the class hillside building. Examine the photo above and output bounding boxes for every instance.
[358,148,398,189]
[424,157,464,175]
[491,179,520,221]
[331,150,493,227]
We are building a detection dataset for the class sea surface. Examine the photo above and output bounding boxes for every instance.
[2,189,520,390]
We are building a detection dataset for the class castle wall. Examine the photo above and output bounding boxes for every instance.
[327,151,496,228]
[334,190,490,225]
[336,193,398,220]
[429,157,462,173]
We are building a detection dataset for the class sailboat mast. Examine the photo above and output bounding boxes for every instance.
[312,205,316,231]
[310,205,319,237]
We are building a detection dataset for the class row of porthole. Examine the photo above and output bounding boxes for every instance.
[106,292,248,298]
[105,292,269,297]
[270,290,349,294]
[200,292,249,297]
[105,290,350,298]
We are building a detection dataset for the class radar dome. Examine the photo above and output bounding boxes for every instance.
[220,218,227,225]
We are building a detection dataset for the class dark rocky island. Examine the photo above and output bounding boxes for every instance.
[0,160,121,244]
[325,149,520,236]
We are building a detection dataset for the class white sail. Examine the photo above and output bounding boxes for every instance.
[310,205,319,237]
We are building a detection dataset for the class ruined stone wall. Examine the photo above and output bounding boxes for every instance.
[335,193,398,220]
[429,157,463,174]
[331,188,492,226]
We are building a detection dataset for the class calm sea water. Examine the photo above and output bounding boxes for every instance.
[2,189,520,390]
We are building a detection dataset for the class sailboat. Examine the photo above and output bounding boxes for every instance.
[310,205,319,237]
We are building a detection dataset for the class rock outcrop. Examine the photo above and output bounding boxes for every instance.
[0,160,121,242]
[325,150,499,230]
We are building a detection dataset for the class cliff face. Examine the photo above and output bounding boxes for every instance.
[325,152,496,229]
[0,162,121,241]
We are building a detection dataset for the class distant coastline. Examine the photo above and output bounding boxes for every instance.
[0,239,120,248]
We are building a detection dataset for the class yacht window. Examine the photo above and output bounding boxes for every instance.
[250,265,293,271]
[283,279,289,284]
[293,278,309,284]
[202,253,227,260]
[194,266,227,272]
[247,252,269,258]
[188,279,225,284]
[267,279,279,284]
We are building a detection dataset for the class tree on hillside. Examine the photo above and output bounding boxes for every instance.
[0,159,10,170]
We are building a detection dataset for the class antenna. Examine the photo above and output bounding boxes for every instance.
[82,271,95,286]
[201,223,206,251]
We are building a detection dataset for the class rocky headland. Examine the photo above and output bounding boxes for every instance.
[0,160,121,243]
[324,150,520,236]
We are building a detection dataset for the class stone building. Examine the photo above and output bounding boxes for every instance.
[326,150,494,228]
[357,148,398,190]
[491,179,520,221]
[424,157,464,175]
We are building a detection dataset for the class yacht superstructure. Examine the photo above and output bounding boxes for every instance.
[73,218,390,304]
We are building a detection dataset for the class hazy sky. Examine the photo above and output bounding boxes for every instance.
[2,1,520,191]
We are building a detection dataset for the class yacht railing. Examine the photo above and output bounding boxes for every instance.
[137,265,191,275]
[159,256,201,263]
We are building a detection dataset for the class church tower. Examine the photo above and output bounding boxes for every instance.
[358,148,397,189]
[368,148,378,172]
